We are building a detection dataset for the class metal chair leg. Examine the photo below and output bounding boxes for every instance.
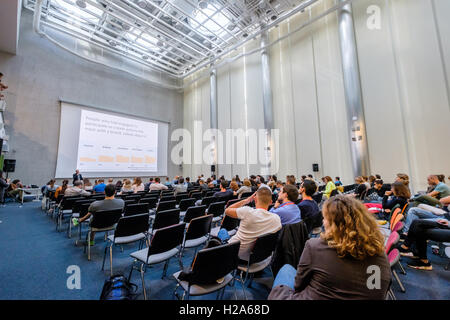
[109,245,113,276]
[140,263,147,300]
[87,231,91,261]
[162,259,170,279]
[398,261,407,275]
[101,245,108,271]
[128,260,136,281]
[239,271,248,300]
[392,269,406,293]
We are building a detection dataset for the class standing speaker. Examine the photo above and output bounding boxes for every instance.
[312,163,319,172]
[4,159,16,172]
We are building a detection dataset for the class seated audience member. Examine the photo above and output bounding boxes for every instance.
[351,176,367,199]
[213,180,234,201]
[369,175,376,187]
[399,218,450,270]
[412,175,450,207]
[297,180,320,233]
[55,180,69,198]
[164,177,172,187]
[93,179,106,194]
[403,195,450,234]
[236,179,252,199]
[274,180,284,195]
[286,176,296,186]
[115,180,123,192]
[322,176,337,199]
[120,179,133,194]
[198,179,208,191]
[229,181,239,194]
[222,189,282,260]
[382,181,410,213]
[44,179,57,196]
[268,195,390,300]
[362,176,371,190]
[144,177,154,192]
[365,179,387,202]
[83,178,93,191]
[107,178,114,185]
[185,177,193,189]
[395,173,410,187]
[256,177,272,192]
[132,177,145,193]
[173,176,187,195]
[0,171,10,203]
[64,181,91,197]
[149,177,168,191]
[270,184,301,226]
[8,179,25,199]
[72,184,125,245]
[334,177,343,187]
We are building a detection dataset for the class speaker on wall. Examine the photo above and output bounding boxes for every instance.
[211,165,216,173]
[312,163,319,172]
[4,159,16,173]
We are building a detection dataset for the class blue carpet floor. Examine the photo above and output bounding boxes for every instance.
[0,201,448,300]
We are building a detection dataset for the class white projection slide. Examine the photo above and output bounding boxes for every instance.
[76,109,158,172]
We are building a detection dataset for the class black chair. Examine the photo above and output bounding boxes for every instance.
[56,196,85,231]
[210,215,240,237]
[312,192,323,205]
[102,213,150,276]
[179,215,213,267]
[189,192,202,200]
[75,202,93,240]
[152,208,181,232]
[124,203,149,217]
[139,197,158,210]
[179,198,196,213]
[161,195,176,202]
[175,193,189,204]
[125,195,141,202]
[68,199,95,238]
[183,205,207,223]
[155,200,176,213]
[237,231,280,299]
[207,201,226,224]
[226,198,241,208]
[200,196,215,208]
[241,192,253,198]
[124,199,137,206]
[129,223,186,300]
[85,209,124,260]
[91,194,106,200]
[330,189,339,197]
[173,241,240,300]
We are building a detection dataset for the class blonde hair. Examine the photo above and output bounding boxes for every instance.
[230,181,239,191]
[123,179,132,187]
[321,195,385,260]
[243,179,251,187]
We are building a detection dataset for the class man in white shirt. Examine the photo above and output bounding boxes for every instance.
[65,181,91,197]
[223,188,281,261]
[149,177,168,191]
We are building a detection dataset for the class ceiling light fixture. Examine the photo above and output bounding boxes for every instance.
[198,0,208,10]
[137,0,147,9]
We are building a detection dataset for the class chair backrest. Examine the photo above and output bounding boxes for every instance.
[385,231,400,253]
[390,214,404,232]
[312,192,323,204]
[330,189,339,197]
[389,207,402,227]
[80,203,91,216]
[72,199,93,213]
[183,205,207,223]
[125,195,141,202]
[61,196,85,210]
[153,208,180,230]
[187,241,241,285]
[90,209,123,229]
[391,221,404,233]
[248,231,280,265]
[114,213,149,238]
[148,223,186,256]
[207,201,226,217]
[124,199,137,206]
[179,198,196,212]
[206,191,215,197]
[185,214,213,241]
[157,200,176,212]
[220,214,240,231]
[241,192,253,198]
[201,196,215,207]
[189,192,202,200]
[175,193,189,204]
[226,198,241,208]
[124,203,149,217]
[387,248,400,267]
[91,194,106,200]
[139,197,158,209]
[160,195,176,202]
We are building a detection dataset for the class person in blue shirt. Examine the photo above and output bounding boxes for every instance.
[93,179,106,194]
[270,184,301,226]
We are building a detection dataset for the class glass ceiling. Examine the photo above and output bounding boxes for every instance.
[26,0,317,78]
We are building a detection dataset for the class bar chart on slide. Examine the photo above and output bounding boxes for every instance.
[76,109,158,172]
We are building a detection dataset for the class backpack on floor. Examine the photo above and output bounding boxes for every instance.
[99,274,138,300]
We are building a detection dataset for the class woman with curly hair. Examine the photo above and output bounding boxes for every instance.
[269,195,391,300]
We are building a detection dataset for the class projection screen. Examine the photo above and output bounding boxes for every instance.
[55,101,169,178]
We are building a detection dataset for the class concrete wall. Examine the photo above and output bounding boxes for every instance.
[0,10,183,185]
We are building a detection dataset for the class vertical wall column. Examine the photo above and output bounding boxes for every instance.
[338,1,370,178]
[210,67,218,176]
[261,25,275,175]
